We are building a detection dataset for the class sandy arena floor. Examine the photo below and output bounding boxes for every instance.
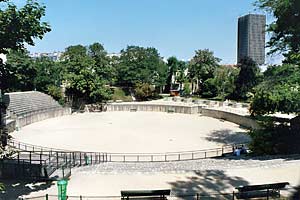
[11,112,249,153]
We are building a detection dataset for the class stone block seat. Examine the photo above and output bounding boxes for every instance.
[3,91,71,130]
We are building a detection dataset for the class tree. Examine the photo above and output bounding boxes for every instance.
[250,64,300,116]
[233,57,261,100]
[62,45,111,106]
[5,50,36,92]
[255,0,300,64]
[164,57,187,92]
[0,0,50,157]
[34,57,63,92]
[0,0,51,54]
[175,61,187,91]
[188,49,221,95]
[88,43,116,85]
[213,65,239,100]
[165,57,180,92]
[116,46,166,87]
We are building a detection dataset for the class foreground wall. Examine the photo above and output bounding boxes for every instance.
[106,103,260,130]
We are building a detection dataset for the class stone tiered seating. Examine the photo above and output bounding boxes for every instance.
[4,91,61,116]
[3,91,70,129]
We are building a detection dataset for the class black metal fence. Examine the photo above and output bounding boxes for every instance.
[9,139,245,163]
[17,192,290,200]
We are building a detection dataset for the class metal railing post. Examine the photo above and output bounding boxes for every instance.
[80,152,82,166]
[56,152,59,169]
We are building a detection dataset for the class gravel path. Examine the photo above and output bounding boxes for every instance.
[74,155,300,175]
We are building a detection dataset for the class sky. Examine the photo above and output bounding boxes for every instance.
[25,0,277,64]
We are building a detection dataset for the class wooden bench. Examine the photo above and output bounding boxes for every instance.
[121,189,171,199]
[235,182,289,199]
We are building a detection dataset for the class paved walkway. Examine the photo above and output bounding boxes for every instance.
[75,155,300,174]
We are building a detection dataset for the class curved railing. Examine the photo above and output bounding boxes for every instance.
[8,139,247,163]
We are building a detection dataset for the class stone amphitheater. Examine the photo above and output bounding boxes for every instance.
[2,92,300,199]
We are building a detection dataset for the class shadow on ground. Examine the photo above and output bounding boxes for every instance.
[205,129,251,145]
[168,170,249,199]
[0,179,54,200]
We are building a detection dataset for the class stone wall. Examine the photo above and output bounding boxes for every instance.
[17,107,71,129]
[107,103,199,114]
[199,108,260,129]
[106,103,260,130]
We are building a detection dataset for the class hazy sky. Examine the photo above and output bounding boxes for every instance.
[26,0,274,64]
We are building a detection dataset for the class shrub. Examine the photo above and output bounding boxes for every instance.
[112,87,132,102]
[249,123,300,155]
[134,82,156,101]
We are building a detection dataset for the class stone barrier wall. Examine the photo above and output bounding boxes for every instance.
[17,107,71,128]
[106,103,199,114]
[199,108,260,129]
[106,103,260,130]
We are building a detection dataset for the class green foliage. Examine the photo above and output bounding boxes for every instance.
[249,123,300,155]
[181,81,191,97]
[47,85,64,104]
[0,0,51,54]
[35,57,63,92]
[4,50,36,92]
[62,44,112,104]
[134,82,156,101]
[117,46,167,87]
[188,49,221,94]
[165,57,187,92]
[213,66,239,100]
[250,64,300,115]
[233,57,261,100]
[201,78,217,98]
[89,43,116,85]
[255,0,300,64]
[111,87,132,102]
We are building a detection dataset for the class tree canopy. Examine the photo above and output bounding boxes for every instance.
[62,44,112,104]
[233,57,261,100]
[255,0,300,64]
[188,49,221,94]
[0,0,51,54]
[116,46,167,87]
[250,64,300,115]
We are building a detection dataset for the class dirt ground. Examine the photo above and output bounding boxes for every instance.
[12,112,249,153]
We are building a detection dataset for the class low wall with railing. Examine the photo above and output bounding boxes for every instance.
[16,107,71,128]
